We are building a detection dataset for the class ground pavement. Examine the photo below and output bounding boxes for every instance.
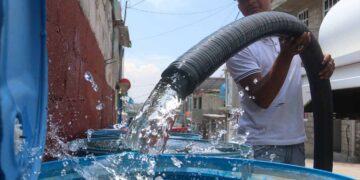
[306,159,360,179]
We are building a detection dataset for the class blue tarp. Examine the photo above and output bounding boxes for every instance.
[0,0,48,179]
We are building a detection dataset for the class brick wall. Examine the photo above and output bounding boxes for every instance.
[46,0,116,159]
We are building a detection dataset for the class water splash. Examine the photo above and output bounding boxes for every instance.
[171,156,183,168]
[43,76,256,179]
[125,81,182,154]
[113,123,126,130]
[210,129,227,146]
[227,107,252,158]
[86,129,94,142]
[68,139,87,152]
[270,154,276,162]
[84,71,99,92]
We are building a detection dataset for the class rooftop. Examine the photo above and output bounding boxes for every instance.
[194,77,224,92]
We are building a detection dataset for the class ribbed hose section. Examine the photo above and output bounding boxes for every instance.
[161,11,333,171]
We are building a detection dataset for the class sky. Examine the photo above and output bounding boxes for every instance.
[120,0,243,103]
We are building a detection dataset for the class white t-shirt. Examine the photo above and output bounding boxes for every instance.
[226,37,306,145]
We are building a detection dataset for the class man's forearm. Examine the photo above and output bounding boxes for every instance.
[251,53,293,108]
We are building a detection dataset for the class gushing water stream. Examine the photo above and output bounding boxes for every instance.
[125,80,182,154]
[44,72,251,179]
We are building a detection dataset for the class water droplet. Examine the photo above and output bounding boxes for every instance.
[67,66,71,71]
[68,121,72,125]
[245,86,250,91]
[253,78,258,84]
[63,161,69,166]
[270,154,276,161]
[240,109,245,116]
[92,84,99,92]
[239,91,244,98]
[86,129,94,142]
[96,101,104,111]
[113,124,125,129]
[61,169,66,176]
[84,71,92,81]
[171,156,183,168]
[84,71,99,92]
[128,154,134,159]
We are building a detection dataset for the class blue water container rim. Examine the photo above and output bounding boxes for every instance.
[40,153,353,179]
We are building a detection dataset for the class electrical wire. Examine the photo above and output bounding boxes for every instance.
[128,0,145,8]
[128,3,234,16]
[221,5,237,26]
[133,4,234,41]
[234,11,241,20]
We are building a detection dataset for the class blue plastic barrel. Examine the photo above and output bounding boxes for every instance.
[0,0,48,179]
[89,129,202,140]
[39,153,352,179]
[89,129,128,139]
[70,137,252,159]
[169,132,202,140]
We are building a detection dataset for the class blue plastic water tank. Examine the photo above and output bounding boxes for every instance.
[39,153,353,179]
[0,0,48,179]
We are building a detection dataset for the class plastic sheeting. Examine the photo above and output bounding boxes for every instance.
[0,0,48,179]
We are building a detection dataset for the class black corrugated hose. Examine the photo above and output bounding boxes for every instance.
[161,11,333,171]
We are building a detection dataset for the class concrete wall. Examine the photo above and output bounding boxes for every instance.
[191,92,225,139]
[192,93,225,123]
[356,122,360,159]
[304,113,360,162]
[304,113,315,158]
[78,0,122,89]
[78,0,113,59]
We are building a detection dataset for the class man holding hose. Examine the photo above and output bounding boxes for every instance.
[226,0,335,166]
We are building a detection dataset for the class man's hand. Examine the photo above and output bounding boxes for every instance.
[279,32,312,59]
[319,54,335,79]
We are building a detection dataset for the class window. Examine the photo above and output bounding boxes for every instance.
[298,9,309,26]
[198,97,202,109]
[324,0,340,16]
[193,98,197,109]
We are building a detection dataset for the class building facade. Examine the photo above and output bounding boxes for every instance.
[186,78,226,139]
